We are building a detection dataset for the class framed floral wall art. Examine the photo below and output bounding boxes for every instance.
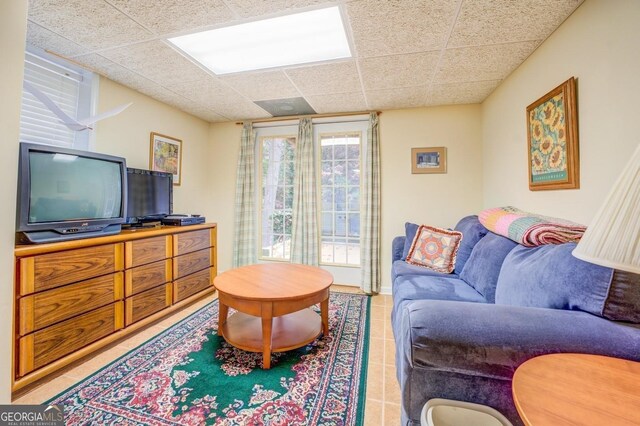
[526,77,579,190]
[150,132,182,185]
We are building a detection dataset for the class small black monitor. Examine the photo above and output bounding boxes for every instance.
[126,168,172,223]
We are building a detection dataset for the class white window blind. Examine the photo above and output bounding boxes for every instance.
[20,50,93,149]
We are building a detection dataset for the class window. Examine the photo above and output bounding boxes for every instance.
[320,133,361,266]
[20,49,94,149]
[260,136,296,260]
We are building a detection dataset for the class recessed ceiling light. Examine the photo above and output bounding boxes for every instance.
[168,6,351,75]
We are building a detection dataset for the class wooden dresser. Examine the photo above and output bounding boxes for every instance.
[13,223,217,392]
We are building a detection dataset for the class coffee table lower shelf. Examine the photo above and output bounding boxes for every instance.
[219,308,322,354]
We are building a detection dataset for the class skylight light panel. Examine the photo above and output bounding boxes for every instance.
[167,6,351,75]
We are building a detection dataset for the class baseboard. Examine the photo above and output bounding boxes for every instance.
[380,285,392,295]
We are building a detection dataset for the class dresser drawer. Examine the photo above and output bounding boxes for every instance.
[173,229,210,256]
[173,248,211,280]
[19,243,124,295]
[18,302,124,376]
[173,267,214,303]
[19,272,123,335]
[125,284,172,326]
[125,236,172,269]
[125,259,172,296]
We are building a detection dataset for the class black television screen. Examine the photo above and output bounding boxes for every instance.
[16,142,127,244]
[126,168,172,221]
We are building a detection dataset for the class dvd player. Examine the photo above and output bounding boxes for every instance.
[161,216,206,226]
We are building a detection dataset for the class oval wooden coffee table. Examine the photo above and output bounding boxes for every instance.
[214,263,333,369]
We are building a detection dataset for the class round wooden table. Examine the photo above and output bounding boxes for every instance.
[512,353,640,425]
[214,263,333,369]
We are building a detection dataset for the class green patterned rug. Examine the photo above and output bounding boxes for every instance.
[48,292,370,425]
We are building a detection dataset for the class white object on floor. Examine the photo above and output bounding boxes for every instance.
[421,398,513,426]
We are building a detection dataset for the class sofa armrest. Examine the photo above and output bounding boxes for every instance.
[392,236,405,262]
[399,300,640,380]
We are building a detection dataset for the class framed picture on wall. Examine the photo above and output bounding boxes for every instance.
[411,147,447,174]
[150,132,182,186]
[526,77,579,190]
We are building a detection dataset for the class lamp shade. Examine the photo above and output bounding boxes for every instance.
[572,144,640,273]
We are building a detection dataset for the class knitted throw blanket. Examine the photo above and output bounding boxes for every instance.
[478,206,587,247]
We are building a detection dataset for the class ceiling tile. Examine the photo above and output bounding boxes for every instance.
[73,53,153,87]
[285,61,362,96]
[346,0,458,57]
[180,104,228,122]
[359,52,440,90]
[99,40,211,87]
[305,92,368,114]
[220,71,301,101]
[201,100,272,120]
[107,0,236,35]
[171,78,271,120]
[74,54,212,113]
[154,94,229,122]
[224,0,333,18]
[26,21,89,57]
[27,0,153,51]
[428,80,501,105]
[435,41,541,84]
[448,0,583,48]
[366,86,427,110]
[171,76,245,105]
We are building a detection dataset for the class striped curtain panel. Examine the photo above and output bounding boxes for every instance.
[361,112,381,294]
[232,122,257,267]
[290,118,319,265]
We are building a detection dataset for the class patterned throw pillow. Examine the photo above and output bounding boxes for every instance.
[406,225,463,273]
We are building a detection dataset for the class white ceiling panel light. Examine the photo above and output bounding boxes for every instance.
[167,6,352,75]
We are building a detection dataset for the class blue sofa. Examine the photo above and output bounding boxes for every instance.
[391,215,640,426]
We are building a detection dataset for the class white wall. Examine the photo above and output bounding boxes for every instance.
[379,106,483,291]
[94,78,214,219]
[209,105,484,292]
[208,122,241,276]
[0,0,28,404]
[482,0,640,224]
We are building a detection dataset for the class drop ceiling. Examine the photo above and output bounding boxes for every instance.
[26,0,584,123]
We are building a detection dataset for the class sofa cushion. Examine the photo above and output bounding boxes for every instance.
[401,300,640,380]
[495,243,640,323]
[401,222,419,260]
[393,275,487,306]
[391,260,458,282]
[406,225,462,273]
[391,275,487,342]
[453,215,489,275]
[459,232,517,303]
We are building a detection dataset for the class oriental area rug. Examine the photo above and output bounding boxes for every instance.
[47,292,370,425]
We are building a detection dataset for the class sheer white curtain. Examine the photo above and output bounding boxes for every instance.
[361,112,381,294]
[232,122,257,267]
[290,118,319,265]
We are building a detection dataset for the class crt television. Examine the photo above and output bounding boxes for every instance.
[16,142,128,244]
[126,167,173,224]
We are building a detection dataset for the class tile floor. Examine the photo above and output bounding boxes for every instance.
[12,286,401,425]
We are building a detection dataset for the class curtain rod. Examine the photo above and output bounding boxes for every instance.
[235,110,381,125]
